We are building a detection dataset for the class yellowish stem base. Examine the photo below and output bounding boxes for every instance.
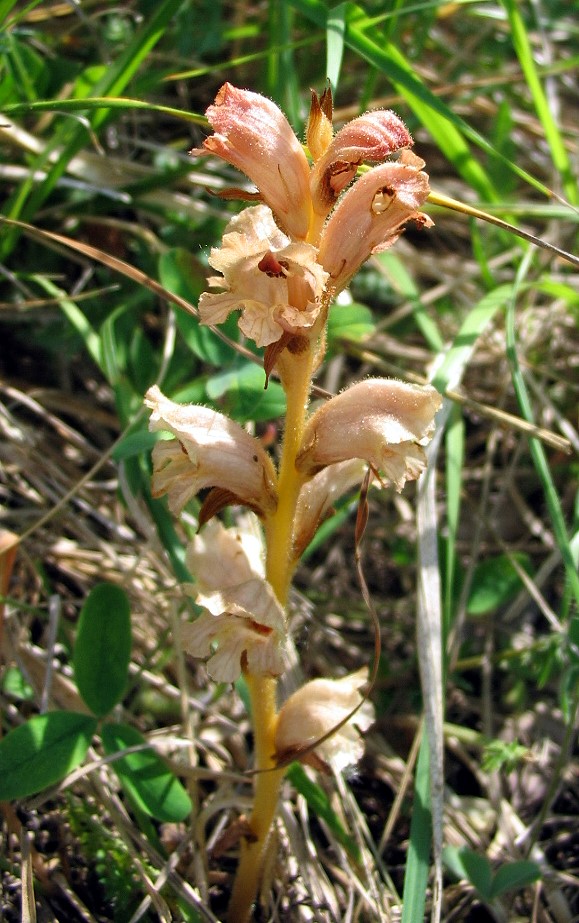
[227,346,315,921]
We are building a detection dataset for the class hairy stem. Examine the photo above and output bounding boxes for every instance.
[227,345,315,922]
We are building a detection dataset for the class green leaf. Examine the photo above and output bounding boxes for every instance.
[1,665,34,701]
[206,362,286,422]
[159,248,238,367]
[326,3,346,92]
[569,616,579,659]
[327,302,375,351]
[286,763,360,861]
[0,711,97,801]
[444,846,493,900]
[112,428,158,462]
[73,583,132,717]
[489,860,541,899]
[467,553,531,616]
[102,722,192,823]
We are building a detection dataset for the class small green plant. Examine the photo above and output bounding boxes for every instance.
[443,845,541,906]
[0,583,191,823]
[481,739,530,775]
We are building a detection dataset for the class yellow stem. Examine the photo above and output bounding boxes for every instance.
[265,346,314,602]
[226,674,283,922]
[227,345,315,922]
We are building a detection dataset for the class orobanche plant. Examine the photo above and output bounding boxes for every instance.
[145,83,442,921]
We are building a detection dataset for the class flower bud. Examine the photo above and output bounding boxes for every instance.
[293,459,367,559]
[311,108,413,219]
[306,87,333,162]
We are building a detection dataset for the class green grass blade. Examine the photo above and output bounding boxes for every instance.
[0,0,22,21]
[506,253,579,607]
[432,283,515,393]
[33,277,103,370]
[500,0,577,205]
[444,405,465,636]
[290,0,563,202]
[347,23,497,201]
[375,251,444,351]
[87,0,185,131]
[2,96,206,125]
[326,3,347,92]
[0,0,185,256]
[401,730,432,923]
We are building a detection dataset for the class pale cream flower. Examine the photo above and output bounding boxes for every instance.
[274,668,374,772]
[296,378,442,491]
[183,517,287,683]
[145,385,277,518]
[186,515,265,592]
[183,608,286,683]
[198,205,329,348]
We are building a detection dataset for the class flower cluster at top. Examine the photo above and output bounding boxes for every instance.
[145,84,441,770]
[191,83,433,375]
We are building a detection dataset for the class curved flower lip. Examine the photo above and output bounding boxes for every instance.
[145,385,277,517]
[296,378,442,491]
[183,608,287,683]
[318,150,432,294]
[274,668,374,772]
[310,109,413,218]
[198,205,329,348]
[192,83,312,240]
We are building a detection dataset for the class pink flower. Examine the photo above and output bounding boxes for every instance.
[296,378,442,491]
[145,385,277,519]
[194,83,430,272]
[318,151,433,292]
[310,108,413,220]
[192,83,312,241]
[198,205,329,348]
